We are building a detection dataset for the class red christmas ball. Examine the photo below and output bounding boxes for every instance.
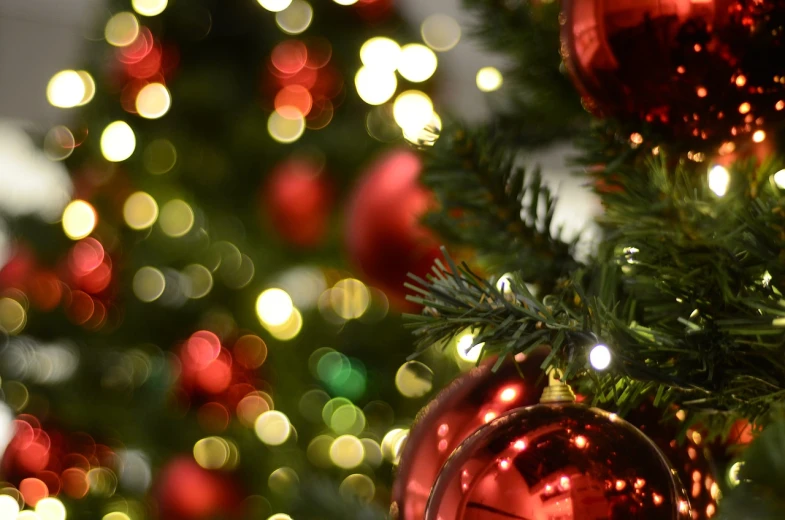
[264,158,333,248]
[391,350,549,520]
[345,149,440,309]
[561,0,785,147]
[425,404,690,520]
[156,457,240,520]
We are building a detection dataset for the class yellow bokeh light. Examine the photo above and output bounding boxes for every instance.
[144,139,177,174]
[268,467,299,496]
[307,435,335,468]
[35,497,66,520]
[455,329,483,363]
[76,71,96,106]
[355,66,397,106]
[397,44,438,83]
[339,474,375,503]
[257,0,293,13]
[135,83,171,119]
[267,308,303,341]
[361,438,383,467]
[102,514,131,520]
[276,0,313,35]
[268,110,305,143]
[393,90,434,135]
[132,0,168,16]
[183,264,213,299]
[132,266,166,302]
[105,12,140,47]
[477,66,503,92]
[421,14,461,52]
[395,360,434,398]
[403,111,441,148]
[360,37,401,70]
[159,199,195,237]
[194,437,231,470]
[330,278,370,320]
[334,0,358,5]
[255,411,292,446]
[256,288,294,327]
[62,200,97,240]
[46,70,85,108]
[17,512,42,520]
[708,165,730,197]
[329,435,364,469]
[0,495,20,518]
[101,121,136,162]
[773,169,785,189]
[267,515,293,520]
[381,428,409,464]
[123,191,159,230]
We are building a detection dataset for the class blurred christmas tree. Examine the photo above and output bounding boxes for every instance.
[0,0,453,518]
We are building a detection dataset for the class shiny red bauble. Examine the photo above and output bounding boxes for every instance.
[391,352,549,520]
[425,404,690,520]
[561,0,785,146]
[345,149,440,309]
[264,158,333,248]
[156,457,240,520]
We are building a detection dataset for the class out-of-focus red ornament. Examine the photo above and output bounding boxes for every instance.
[561,0,785,147]
[345,149,440,309]
[391,350,549,520]
[425,403,691,520]
[156,457,240,520]
[264,158,333,248]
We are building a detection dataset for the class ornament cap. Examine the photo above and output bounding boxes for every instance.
[540,370,576,404]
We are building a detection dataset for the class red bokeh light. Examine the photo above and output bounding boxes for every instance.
[271,40,308,75]
[186,330,223,369]
[19,478,48,507]
[274,85,313,118]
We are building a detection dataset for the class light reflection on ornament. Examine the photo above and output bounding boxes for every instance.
[355,66,397,105]
[476,66,503,92]
[397,44,437,83]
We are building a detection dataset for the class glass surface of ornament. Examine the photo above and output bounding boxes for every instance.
[426,404,690,520]
[561,0,785,147]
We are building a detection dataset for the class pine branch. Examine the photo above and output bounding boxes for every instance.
[421,123,579,292]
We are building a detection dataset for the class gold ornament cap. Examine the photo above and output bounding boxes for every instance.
[539,370,576,404]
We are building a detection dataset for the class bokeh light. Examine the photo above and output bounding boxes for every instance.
[397,44,437,83]
[267,308,303,340]
[20,477,48,507]
[381,428,409,464]
[183,264,213,299]
[34,497,66,520]
[237,392,272,427]
[0,298,27,334]
[333,0,358,5]
[268,467,299,497]
[476,66,503,92]
[17,512,42,520]
[123,191,159,230]
[421,14,461,52]
[102,514,131,520]
[100,121,136,162]
[330,278,370,319]
[193,437,233,469]
[132,266,166,302]
[255,411,292,446]
[0,495,20,518]
[75,71,96,105]
[360,37,400,70]
[589,344,612,370]
[355,66,397,105]
[267,515,292,520]
[393,90,434,135]
[135,83,171,119]
[455,328,483,363]
[43,125,76,161]
[339,474,375,503]
[361,438,383,467]
[708,165,730,197]
[774,169,785,190]
[402,111,441,148]
[62,200,97,240]
[329,404,366,435]
[143,139,177,174]
[105,12,140,47]
[329,435,364,469]
[257,0,293,13]
[46,71,85,108]
[307,435,334,468]
[132,0,168,16]
[159,199,194,237]
[268,110,305,143]
[275,0,313,35]
[395,360,433,398]
[256,288,294,327]
[233,335,267,369]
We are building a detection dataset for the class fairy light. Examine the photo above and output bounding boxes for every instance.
[360,37,401,70]
[62,200,97,240]
[46,70,86,108]
[333,0,359,5]
[105,12,140,47]
[0,495,20,518]
[773,169,785,189]
[135,83,171,119]
[132,266,166,302]
[456,329,483,362]
[275,0,313,35]
[355,66,397,105]
[100,121,136,162]
[123,192,159,229]
[753,129,766,143]
[256,288,294,327]
[268,110,305,143]
[132,0,168,16]
[421,14,461,52]
[708,165,730,196]
[476,66,503,92]
[255,411,292,446]
[34,497,66,520]
[397,44,438,83]
[330,435,364,468]
[393,90,434,135]
[257,0,293,12]
[589,344,611,370]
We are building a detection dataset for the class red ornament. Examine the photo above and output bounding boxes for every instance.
[156,457,240,520]
[264,158,333,248]
[425,404,690,520]
[391,350,549,520]
[345,149,440,309]
[561,0,785,147]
